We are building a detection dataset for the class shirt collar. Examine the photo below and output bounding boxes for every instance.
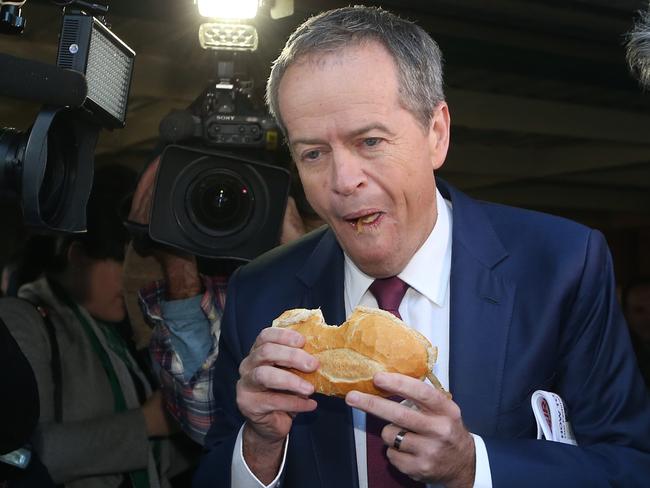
[344,188,453,308]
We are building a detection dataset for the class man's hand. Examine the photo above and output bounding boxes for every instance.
[128,156,159,226]
[280,196,307,245]
[346,372,476,488]
[236,327,319,483]
[141,390,179,438]
[127,157,201,300]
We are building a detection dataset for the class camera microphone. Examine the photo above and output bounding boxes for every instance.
[0,53,88,107]
[159,109,201,143]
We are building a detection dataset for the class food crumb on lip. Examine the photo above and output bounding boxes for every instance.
[355,212,380,233]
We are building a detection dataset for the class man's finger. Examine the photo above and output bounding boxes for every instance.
[242,364,315,396]
[251,326,306,351]
[257,342,317,371]
[382,424,419,454]
[384,447,426,482]
[346,391,422,431]
[372,372,454,415]
[237,388,318,418]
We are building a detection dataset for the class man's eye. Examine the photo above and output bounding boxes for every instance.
[363,137,381,147]
[303,150,321,161]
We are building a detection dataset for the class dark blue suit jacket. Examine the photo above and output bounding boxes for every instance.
[194,180,650,487]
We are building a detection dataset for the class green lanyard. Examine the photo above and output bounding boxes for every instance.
[57,288,151,488]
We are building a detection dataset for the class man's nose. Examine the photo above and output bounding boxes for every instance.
[331,150,367,196]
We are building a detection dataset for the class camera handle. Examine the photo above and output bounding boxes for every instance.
[0,4,26,34]
[204,53,237,115]
[1,0,107,35]
[53,0,108,15]
[207,51,258,116]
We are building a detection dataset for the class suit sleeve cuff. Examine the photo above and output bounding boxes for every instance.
[231,424,288,488]
[471,433,493,488]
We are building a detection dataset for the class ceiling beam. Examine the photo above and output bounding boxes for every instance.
[447,88,650,144]
[443,142,650,188]
[467,182,650,212]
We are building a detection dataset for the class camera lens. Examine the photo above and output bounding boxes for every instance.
[187,171,253,235]
[0,128,27,197]
[0,125,68,221]
[38,120,74,224]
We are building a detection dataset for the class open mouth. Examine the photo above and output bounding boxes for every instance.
[346,212,382,233]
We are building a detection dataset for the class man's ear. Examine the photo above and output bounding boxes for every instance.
[66,241,88,268]
[428,102,451,171]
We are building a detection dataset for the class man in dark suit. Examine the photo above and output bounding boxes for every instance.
[194,6,650,487]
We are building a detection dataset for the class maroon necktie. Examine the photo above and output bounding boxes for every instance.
[366,277,423,487]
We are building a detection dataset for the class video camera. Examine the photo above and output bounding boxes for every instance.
[0,0,135,233]
[159,56,279,150]
[0,0,134,472]
[147,1,294,262]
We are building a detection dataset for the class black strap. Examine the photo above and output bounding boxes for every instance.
[45,281,149,488]
[23,300,63,424]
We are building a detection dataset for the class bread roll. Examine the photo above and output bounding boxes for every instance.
[272,306,444,397]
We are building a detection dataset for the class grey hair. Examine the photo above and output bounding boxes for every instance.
[626,6,650,88]
[266,5,445,137]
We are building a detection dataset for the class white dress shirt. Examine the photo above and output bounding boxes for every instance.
[232,190,493,487]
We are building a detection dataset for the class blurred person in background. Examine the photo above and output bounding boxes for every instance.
[0,317,56,487]
[627,1,650,88]
[625,4,650,387]
[0,165,196,488]
[126,156,323,445]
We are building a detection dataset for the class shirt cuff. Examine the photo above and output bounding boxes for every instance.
[231,424,288,488]
[471,434,493,488]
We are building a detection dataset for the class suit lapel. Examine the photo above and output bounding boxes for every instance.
[439,180,516,436]
[296,229,347,325]
[295,230,358,488]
